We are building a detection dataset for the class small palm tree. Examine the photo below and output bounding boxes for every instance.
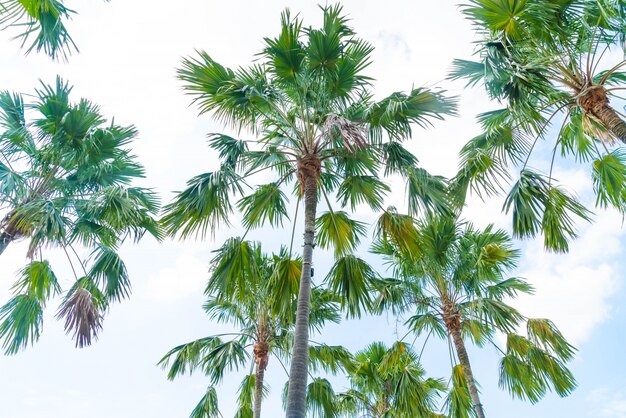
[162,5,456,417]
[0,0,106,59]
[159,239,350,418]
[0,78,160,353]
[338,341,446,418]
[372,212,576,418]
[450,0,626,251]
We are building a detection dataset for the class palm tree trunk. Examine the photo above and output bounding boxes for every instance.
[450,326,486,418]
[0,231,12,256]
[578,86,626,142]
[253,361,266,418]
[285,172,318,418]
[594,104,626,143]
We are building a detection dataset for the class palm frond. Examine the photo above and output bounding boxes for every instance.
[315,210,367,257]
[325,255,379,318]
[189,386,221,418]
[0,294,43,355]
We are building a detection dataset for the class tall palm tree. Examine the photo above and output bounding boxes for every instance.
[159,238,351,418]
[338,341,445,418]
[450,0,626,251]
[0,0,106,59]
[0,77,161,353]
[162,5,456,417]
[372,211,576,418]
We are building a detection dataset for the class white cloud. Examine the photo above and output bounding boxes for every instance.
[588,388,626,418]
[142,253,208,303]
[513,208,624,346]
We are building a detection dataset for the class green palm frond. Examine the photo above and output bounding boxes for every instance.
[201,340,249,385]
[89,246,130,302]
[315,211,367,257]
[381,141,419,176]
[263,9,304,81]
[461,298,524,333]
[162,168,241,239]
[526,318,576,361]
[592,149,626,211]
[206,238,257,298]
[268,253,302,317]
[306,378,338,418]
[158,336,223,380]
[499,332,577,403]
[445,365,476,418]
[405,167,452,217]
[461,318,495,347]
[238,182,290,229]
[308,287,342,332]
[373,207,420,255]
[337,175,390,211]
[308,344,353,374]
[11,260,60,303]
[486,277,534,300]
[325,255,379,318]
[237,374,268,411]
[405,313,447,339]
[368,88,458,141]
[178,51,262,130]
[190,386,221,418]
[0,0,76,59]
[0,294,43,355]
[504,170,591,252]
[208,134,248,170]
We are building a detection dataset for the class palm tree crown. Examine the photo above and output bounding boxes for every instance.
[338,341,446,418]
[159,239,349,418]
[0,77,160,353]
[451,0,626,251]
[373,211,576,417]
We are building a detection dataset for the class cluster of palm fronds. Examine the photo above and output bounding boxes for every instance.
[0,78,161,353]
[4,1,626,418]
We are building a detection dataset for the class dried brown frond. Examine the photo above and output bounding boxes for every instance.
[322,114,368,152]
[56,287,103,348]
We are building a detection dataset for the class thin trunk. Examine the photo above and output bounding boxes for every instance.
[0,231,12,256]
[253,361,266,418]
[285,172,318,418]
[594,104,626,142]
[450,326,486,418]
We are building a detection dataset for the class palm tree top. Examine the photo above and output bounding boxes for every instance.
[450,0,626,252]
[0,77,161,353]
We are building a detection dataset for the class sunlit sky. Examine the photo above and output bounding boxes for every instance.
[1,1,626,417]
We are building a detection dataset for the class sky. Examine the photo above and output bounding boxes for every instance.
[1,1,625,417]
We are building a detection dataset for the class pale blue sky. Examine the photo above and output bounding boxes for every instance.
[1,1,625,417]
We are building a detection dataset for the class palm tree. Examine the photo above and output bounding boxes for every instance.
[338,341,445,418]
[159,238,351,418]
[162,5,456,417]
[0,0,106,59]
[450,0,626,251]
[0,77,161,353]
[372,212,576,418]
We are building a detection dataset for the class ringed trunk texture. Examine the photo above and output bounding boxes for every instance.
[253,340,269,418]
[594,104,626,142]
[253,360,266,418]
[450,326,486,418]
[285,168,319,418]
[578,85,626,143]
